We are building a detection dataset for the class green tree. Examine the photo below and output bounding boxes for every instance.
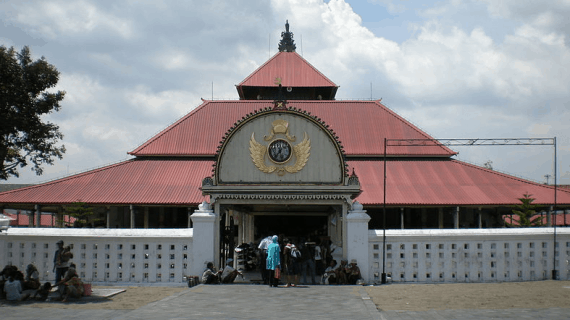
[507,193,543,227]
[0,45,66,180]
[63,201,99,227]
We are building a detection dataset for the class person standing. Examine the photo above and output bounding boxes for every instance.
[266,235,280,287]
[53,240,68,284]
[314,241,323,276]
[258,235,272,284]
[300,239,316,285]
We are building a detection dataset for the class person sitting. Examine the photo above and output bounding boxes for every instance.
[23,264,41,290]
[220,259,242,283]
[346,259,362,285]
[201,262,221,284]
[32,282,52,301]
[56,264,84,302]
[321,259,338,285]
[335,259,349,284]
[3,276,22,301]
[0,265,24,299]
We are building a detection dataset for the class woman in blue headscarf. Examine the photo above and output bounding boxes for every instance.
[266,235,280,287]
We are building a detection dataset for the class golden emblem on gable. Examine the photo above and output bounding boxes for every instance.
[249,119,311,176]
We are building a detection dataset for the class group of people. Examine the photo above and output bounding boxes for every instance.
[202,234,363,287]
[321,259,362,285]
[0,240,84,302]
[260,234,362,287]
[201,259,244,284]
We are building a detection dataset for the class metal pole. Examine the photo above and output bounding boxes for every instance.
[382,137,387,284]
[552,137,557,280]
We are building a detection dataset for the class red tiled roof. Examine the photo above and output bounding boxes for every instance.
[503,213,570,226]
[2,158,568,207]
[350,159,570,206]
[3,211,76,227]
[129,100,455,157]
[0,159,211,205]
[237,51,337,88]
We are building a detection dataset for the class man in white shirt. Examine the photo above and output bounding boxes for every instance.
[258,235,272,283]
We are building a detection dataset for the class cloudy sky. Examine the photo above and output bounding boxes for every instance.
[1,0,569,186]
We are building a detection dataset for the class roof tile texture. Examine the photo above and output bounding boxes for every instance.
[130,100,455,157]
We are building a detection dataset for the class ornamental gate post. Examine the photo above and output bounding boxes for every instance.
[190,201,216,277]
[346,201,371,283]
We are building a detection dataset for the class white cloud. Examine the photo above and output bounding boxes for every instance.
[14,0,134,39]
[2,0,569,186]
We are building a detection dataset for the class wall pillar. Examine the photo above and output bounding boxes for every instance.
[35,204,41,228]
[478,208,483,229]
[400,208,404,229]
[56,207,64,228]
[547,206,553,227]
[454,207,460,229]
[130,205,135,229]
[144,207,149,229]
[346,201,371,283]
[187,207,193,228]
[341,202,349,259]
[106,207,111,228]
[190,201,216,276]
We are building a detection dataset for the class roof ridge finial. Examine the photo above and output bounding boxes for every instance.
[278,20,296,52]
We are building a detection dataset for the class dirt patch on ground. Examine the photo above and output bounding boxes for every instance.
[367,280,570,311]
[16,286,186,310]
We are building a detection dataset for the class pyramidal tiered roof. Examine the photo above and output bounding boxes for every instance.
[237,52,338,89]
[237,22,338,100]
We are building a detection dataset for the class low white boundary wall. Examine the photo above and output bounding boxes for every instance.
[0,228,193,285]
[3,227,570,286]
[369,228,570,284]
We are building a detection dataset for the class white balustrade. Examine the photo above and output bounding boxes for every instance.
[369,228,570,284]
[0,228,193,285]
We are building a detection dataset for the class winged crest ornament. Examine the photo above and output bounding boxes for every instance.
[249,120,310,176]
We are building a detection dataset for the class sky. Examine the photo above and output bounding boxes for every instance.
[1,0,569,186]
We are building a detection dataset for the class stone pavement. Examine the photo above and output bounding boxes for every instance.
[2,284,569,320]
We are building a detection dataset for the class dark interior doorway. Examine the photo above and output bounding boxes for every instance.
[255,215,327,241]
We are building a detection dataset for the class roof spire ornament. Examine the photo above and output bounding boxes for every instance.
[278,20,296,52]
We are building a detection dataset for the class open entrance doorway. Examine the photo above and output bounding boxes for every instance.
[254,215,328,242]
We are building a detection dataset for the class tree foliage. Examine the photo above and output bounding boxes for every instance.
[0,45,66,180]
[507,193,543,227]
[63,201,99,227]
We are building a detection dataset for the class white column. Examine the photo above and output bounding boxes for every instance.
[130,205,135,229]
[35,204,41,227]
[106,207,110,229]
[454,207,460,229]
[346,201,371,283]
[190,201,216,276]
[187,207,193,228]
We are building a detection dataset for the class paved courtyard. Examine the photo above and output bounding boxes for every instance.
[2,283,569,320]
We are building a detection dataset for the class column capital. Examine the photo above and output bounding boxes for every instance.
[347,201,370,222]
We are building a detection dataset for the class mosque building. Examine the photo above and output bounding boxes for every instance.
[1,22,569,265]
